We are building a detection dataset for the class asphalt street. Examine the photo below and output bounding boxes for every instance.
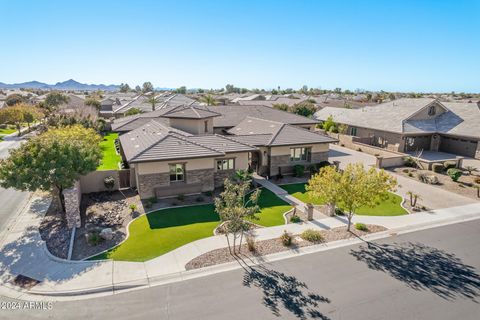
[0,136,29,237]
[2,219,480,320]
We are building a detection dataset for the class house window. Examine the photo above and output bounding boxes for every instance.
[428,106,436,116]
[217,158,234,170]
[169,163,184,182]
[350,127,357,136]
[204,120,208,133]
[290,147,310,162]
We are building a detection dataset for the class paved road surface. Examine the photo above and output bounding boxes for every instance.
[2,220,480,320]
[0,135,29,237]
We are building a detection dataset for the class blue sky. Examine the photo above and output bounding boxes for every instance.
[1,0,479,92]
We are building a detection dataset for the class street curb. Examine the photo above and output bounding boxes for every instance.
[4,212,480,301]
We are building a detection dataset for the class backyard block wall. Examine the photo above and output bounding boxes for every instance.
[80,170,120,194]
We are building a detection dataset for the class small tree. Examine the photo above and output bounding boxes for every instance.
[322,115,337,132]
[290,102,316,118]
[272,103,289,111]
[406,191,420,207]
[338,163,397,231]
[306,165,342,215]
[0,125,102,213]
[200,94,218,106]
[125,107,142,116]
[214,178,261,255]
[44,92,69,112]
[142,82,154,93]
[146,94,161,111]
[85,98,101,110]
[0,104,43,135]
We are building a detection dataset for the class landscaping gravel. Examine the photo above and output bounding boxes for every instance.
[185,224,387,270]
[39,198,71,259]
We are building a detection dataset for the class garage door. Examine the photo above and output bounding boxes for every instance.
[440,136,478,157]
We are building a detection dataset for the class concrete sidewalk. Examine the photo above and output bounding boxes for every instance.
[1,191,480,300]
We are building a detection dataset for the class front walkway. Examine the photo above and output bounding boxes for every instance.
[253,173,328,219]
[1,191,480,299]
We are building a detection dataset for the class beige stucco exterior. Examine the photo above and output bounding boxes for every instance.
[269,143,329,156]
[168,118,214,135]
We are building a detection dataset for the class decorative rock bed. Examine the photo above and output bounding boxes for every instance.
[185,224,387,270]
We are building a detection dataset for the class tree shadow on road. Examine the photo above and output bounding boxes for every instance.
[236,255,331,319]
[350,241,480,301]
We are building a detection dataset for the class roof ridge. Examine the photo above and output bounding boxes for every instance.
[171,133,225,155]
[212,133,257,149]
[266,122,286,145]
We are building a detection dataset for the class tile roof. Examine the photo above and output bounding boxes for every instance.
[227,117,336,146]
[120,120,256,163]
[161,104,221,119]
[315,98,480,138]
[212,105,319,127]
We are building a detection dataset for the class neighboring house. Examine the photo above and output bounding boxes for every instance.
[112,104,319,134]
[315,98,480,158]
[115,104,334,199]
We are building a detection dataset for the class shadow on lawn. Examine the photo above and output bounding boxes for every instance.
[146,203,219,229]
[350,241,480,301]
[235,255,331,319]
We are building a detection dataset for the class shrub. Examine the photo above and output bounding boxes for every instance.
[300,229,323,242]
[474,177,480,184]
[340,143,345,147]
[148,196,158,204]
[290,215,301,223]
[404,157,416,168]
[294,165,305,177]
[195,196,204,202]
[447,168,462,182]
[402,168,409,173]
[335,208,344,216]
[177,194,185,201]
[87,232,103,246]
[417,172,427,183]
[355,223,368,231]
[246,236,256,252]
[129,204,137,212]
[408,172,413,177]
[280,230,292,246]
[103,176,115,191]
[432,163,444,173]
[204,191,213,197]
[357,148,362,152]
[318,161,331,169]
[443,161,456,170]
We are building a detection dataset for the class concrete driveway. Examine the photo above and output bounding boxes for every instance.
[329,144,477,210]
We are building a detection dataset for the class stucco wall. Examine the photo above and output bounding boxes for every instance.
[80,170,120,194]
[270,144,329,156]
[408,103,447,121]
[169,118,213,135]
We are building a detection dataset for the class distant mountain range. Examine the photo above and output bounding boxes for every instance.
[0,79,120,91]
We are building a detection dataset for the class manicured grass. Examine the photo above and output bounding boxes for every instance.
[89,188,291,262]
[279,183,325,205]
[247,188,292,227]
[280,183,407,216]
[97,132,122,170]
[0,127,16,135]
[90,204,221,262]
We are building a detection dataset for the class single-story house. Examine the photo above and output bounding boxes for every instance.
[315,98,480,159]
[116,104,335,199]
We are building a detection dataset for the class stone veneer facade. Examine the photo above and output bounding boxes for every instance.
[137,169,215,199]
[64,181,82,229]
[214,169,236,188]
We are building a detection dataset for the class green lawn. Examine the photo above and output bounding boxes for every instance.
[89,188,291,262]
[247,188,292,227]
[90,204,221,262]
[280,183,407,216]
[0,127,17,135]
[97,132,122,170]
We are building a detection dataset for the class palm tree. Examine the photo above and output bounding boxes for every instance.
[200,94,218,106]
[146,94,161,111]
